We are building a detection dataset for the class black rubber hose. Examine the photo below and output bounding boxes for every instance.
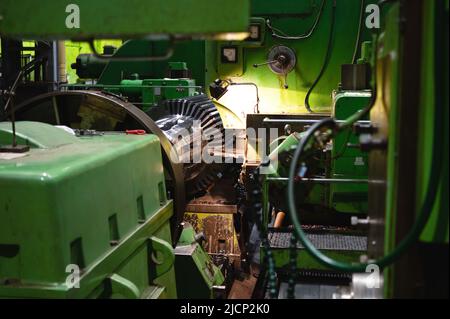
[352,0,366,64]
[304,1,337,113]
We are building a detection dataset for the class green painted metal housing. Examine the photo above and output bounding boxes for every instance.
[206,0,380,119]
[174,225,225,299]
[262,244,366,271]
[0,122,176,298]
[0,0,250,39]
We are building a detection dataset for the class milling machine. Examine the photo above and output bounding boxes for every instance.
[0,0,448,300]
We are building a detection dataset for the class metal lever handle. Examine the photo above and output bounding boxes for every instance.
[253,60,278,68]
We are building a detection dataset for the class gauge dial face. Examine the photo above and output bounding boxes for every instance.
[267,45,297,75]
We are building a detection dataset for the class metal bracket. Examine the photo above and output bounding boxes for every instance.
[149,236,175,278]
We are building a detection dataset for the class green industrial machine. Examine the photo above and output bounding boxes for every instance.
[0,0,448,300]
[266,0,449,299]
[0,0,250,300]
[0,118,226,299]
[174,224,225,299]
[225,0,447,300]
[0,121,175,298]
[330,90,371,214]
[206,0,379,124]
[371,0,449,298]
[255,80,372,299]
[0,0,250,40]
[69,47,199,112]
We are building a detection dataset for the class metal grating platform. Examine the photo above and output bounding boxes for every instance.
[269,232,367,251]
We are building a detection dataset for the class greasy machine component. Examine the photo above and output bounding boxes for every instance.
[149,94,227,197]
[4,90,186,231]
[269,232,367,252]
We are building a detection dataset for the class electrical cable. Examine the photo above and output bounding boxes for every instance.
[304,0,337,113]
[266,0,327,40]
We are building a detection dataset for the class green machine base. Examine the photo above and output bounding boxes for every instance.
[0,121,176,298]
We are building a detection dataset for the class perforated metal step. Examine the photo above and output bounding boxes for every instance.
[268,231,367,252]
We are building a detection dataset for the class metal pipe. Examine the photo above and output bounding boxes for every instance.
[262,178,270,234]
[263,117,371,125]
[266,177,369,184]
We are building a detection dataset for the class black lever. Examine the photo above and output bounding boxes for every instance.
[253,55,290,89]
[253,60,278,68]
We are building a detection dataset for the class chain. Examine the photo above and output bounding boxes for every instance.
[249,169,278,299]
[287,232,298,299]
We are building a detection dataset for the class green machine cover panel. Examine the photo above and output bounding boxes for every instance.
[0,122,175,298]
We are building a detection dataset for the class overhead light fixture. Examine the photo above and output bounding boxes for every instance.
[209,79,260,114]
[247,24,261,42]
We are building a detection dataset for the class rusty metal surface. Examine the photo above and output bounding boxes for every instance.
[186,203,237,214]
